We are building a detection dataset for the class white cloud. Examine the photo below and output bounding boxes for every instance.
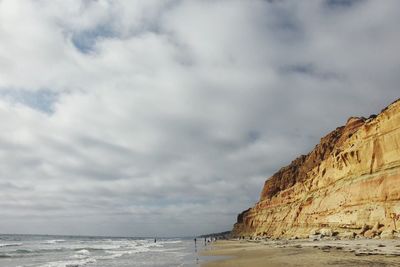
[0,0,399,236]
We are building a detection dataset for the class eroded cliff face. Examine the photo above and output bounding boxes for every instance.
[232,99,400,238]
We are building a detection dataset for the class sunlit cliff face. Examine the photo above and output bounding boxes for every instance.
[233,100,400,238]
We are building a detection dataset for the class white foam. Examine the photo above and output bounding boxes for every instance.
[99,252,124,260]
[143,242,163,248]
[160,240,182,244]
[76,244,120,250]
[70,249,91,260]
[100,245,151,260]
[76,249,90,255]
[39,257,96,267]
[42,240,66,245]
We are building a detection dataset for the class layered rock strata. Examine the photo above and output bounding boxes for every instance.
[232,99,400,239]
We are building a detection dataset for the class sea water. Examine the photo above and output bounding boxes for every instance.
[0,234,203,267]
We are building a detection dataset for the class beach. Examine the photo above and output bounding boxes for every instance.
[201,239,400,267]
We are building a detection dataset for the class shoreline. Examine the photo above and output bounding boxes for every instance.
[200,238,400,267]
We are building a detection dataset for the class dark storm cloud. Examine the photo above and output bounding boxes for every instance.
[0,0,399,236]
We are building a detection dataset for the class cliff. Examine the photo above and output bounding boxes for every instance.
[232,99,400,239]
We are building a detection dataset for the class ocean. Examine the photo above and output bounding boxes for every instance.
[0,234,203,267]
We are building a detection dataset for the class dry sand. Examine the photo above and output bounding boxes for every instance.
[201,239,400,266]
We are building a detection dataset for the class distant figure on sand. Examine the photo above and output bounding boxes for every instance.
[154,238,156,243]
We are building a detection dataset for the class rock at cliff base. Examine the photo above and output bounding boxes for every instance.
[380,229,395,239]
[363,229,377,239]
[319,228,333,237]
[340,231,356,239]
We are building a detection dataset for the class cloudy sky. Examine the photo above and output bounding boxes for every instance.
[0,0,399,237]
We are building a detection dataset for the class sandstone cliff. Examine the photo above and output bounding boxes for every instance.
[232,99,400,239]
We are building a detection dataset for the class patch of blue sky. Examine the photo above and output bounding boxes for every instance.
[71,24,116,54]
[0,88,59,114]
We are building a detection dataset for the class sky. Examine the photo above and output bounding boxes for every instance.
[0,0,399,237]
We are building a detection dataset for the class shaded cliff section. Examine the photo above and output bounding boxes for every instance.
[232,99,400,239]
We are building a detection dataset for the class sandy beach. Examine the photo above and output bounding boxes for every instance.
[201,239,400,266]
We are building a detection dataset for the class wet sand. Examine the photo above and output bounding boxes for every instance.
[201,239,400,266]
